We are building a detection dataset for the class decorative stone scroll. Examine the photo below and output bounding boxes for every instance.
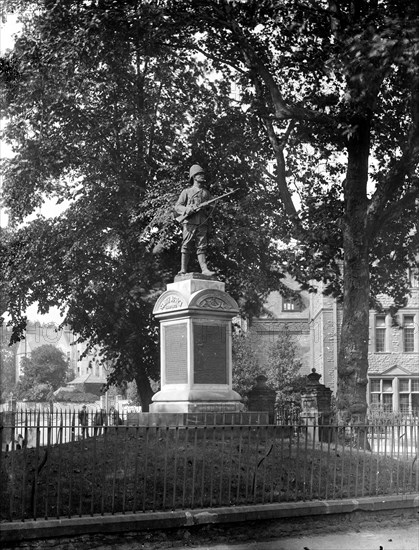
[189,289,239,313]
[197,297,229,310]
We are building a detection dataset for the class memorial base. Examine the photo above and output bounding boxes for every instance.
[152,275,244,417]
[127,411,268,427]
[150,400,244,414]
[150,386,244,414]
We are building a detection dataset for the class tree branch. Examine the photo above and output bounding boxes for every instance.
[367,74,419,238]
[189,43,248,75]
[368,187,419,240]
[261,115,299,221]
[200,3,335,127]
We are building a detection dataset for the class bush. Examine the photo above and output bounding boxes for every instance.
[232,327,306,407]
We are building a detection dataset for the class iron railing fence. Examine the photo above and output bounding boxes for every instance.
[1,413,418,522]
[1,410,126,449]
[275,405,301,426]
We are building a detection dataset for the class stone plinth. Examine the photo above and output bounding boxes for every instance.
[150,275,244,413]
[126,411,268,426]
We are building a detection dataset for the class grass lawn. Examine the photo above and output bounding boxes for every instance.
[1,425,418,521]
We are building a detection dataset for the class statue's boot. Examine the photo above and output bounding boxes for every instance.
[178,253,190,275]
[198,253,215,277]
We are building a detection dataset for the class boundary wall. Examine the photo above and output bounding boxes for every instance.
[1,495,418,548]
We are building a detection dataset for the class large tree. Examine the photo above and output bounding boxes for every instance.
[0,0,286,410]
[1,1,418,417]
[17,344,68,401]
[156,0,419,421]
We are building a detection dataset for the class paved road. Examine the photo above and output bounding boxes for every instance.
[171,523,419,550]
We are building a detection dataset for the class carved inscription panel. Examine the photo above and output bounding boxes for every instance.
[159,295,184,311]
[193,324,227,384]
[164,323,188,384]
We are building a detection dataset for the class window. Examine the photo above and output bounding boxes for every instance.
[370,378,393,412]
[403,315,415,352]
[399,379,409,392]
[409,268,419,288]
[399,394,409,413]
[282,297,301,312]
[398,378,419,415]
[375,316,386,352]
[370,377,419,415]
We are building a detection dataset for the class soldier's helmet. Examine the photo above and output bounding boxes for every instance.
[189,164,205,180]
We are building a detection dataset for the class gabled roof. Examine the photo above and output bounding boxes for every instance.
[53,386,99,403]
[68,372,107,385]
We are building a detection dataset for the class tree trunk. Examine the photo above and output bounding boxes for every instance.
[336,119,371,423]
[337,242,370,422]
[134,369,154,413]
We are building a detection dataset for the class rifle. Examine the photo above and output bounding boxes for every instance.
[175,189,238,223]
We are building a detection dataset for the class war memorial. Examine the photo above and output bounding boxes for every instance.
[151,275,243,415]
[1,166,418,548]
[150,164,245,420]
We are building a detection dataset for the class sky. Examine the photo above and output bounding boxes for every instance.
[1,14,64,325]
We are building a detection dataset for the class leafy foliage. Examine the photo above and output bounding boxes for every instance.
[0,340,16,402]
[158,0,419,418]
[0,1,286,409]
[17,344,68,401]
[232,329,261,401]
[264,332,307,408]
[232,328,305,407]
[1,1,418,417]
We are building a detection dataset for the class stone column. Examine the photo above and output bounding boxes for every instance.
[150,275,243,414]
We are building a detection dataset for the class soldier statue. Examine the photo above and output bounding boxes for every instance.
[174,164,215,277]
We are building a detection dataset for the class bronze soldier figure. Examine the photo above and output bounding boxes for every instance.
[175,165,215,276]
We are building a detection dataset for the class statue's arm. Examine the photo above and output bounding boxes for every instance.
[174,189,188,215]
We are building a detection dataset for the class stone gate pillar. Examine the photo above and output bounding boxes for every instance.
[300,368,332,441]
[150,275,243,413]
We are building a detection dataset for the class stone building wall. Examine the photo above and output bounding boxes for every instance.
[256,270,418,412]
[368,286,419,375]
[252,274,311,374]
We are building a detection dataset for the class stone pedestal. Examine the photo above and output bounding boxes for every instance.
[150,275,244,413]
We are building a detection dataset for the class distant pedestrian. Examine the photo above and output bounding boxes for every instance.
[93,408,107,436]
[109,406,123,427]
[16,434,26,449]
[78,405,89,438]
